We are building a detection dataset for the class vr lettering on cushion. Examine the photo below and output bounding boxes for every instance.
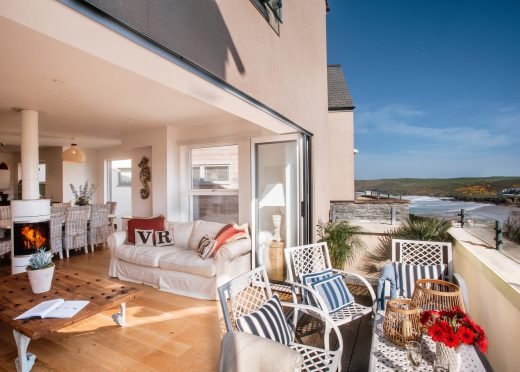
[135,229,154,246]
[155,230,175,246]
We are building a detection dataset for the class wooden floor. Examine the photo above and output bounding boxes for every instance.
[0,249,372,371]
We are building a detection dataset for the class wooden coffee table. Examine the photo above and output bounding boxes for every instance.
[0,268,143,372]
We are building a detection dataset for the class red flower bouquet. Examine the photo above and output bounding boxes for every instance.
[420,307,487,352]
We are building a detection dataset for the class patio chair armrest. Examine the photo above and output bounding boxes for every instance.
[284,280,329,312]
[107,231,127,251]
[333,269,377,307]
[453,272,470,312]
[280,301,343,353]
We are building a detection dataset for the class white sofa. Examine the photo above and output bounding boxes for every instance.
[107,220,252,300]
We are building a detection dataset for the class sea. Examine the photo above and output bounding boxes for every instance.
[404,196,520,223]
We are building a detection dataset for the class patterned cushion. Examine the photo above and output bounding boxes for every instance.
[197,235,217,259]
[212,223,250,257]
[135,229,154,246]
[300,269,333,307]
[127,216,165,244]
[236,294,293,346]
[310,274,354,314]
[154,230,175,246]
[392,262,447,297]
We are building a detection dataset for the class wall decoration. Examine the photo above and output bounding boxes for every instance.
[139,156,151,199]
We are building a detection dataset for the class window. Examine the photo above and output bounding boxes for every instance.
[189,145,239,223]
[117,168,132,187]
[249,0,282,34]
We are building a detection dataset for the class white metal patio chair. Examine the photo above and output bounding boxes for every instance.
[284,242,376,350]
[381,239,469,310]
[218,266,344,372]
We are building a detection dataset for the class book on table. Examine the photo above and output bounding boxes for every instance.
[14,299,89,320]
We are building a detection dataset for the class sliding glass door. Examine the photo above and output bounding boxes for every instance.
[252,133,310,281]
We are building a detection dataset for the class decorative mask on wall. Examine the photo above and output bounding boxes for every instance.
[138,156,151,200]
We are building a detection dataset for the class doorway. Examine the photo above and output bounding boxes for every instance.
[106,159,132,219]
[251,133,310,280]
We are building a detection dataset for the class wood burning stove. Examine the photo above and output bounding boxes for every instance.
[13,221,50,256]
[11,199,51,274]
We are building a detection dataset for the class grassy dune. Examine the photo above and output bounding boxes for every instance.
[355,176,520,198]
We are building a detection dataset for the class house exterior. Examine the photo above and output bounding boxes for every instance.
[0,0,355,266]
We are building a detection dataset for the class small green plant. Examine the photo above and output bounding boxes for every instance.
[317,220,365,269]
[504,217,520,244]
[27,248,53,271]
[362,215,452,279]
[70,181,97,206]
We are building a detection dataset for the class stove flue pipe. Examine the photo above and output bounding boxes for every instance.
[20,109,40,200]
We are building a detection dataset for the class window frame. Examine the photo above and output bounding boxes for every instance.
[187,144,239,222]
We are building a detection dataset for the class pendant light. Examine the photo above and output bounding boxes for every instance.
[62,143,86,163]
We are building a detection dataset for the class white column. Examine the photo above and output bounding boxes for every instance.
[20,109,40,200]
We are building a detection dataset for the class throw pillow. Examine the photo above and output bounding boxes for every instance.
[300,269,333,307]
[236,294,293,346]
[310,274,354,314]
[155,230,175,246]
[212,223,249,256]
[392,262,447,298]
[198,235,217,259]
[127,216,165,244]
[135,229,155,246]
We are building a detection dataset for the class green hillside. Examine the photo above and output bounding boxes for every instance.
[355,177,520,199]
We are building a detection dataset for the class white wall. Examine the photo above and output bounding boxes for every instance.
[62,148,99,203]
[328,110,355,201]
[39,147,64,202]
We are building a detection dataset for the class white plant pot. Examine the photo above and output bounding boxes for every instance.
[27,264,55,294]
[435,342,462,372]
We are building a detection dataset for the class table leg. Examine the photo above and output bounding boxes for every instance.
[13,330,35,372]
[111,302,126,326]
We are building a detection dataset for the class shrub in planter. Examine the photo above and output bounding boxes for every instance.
[317,220,365,270]
[27,248,55,294]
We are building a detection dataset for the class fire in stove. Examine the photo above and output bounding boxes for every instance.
[13,221,50,256]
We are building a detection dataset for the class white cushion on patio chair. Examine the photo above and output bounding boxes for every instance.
[219,332,303,372]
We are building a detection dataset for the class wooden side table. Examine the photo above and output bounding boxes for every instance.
[268,240,285,281]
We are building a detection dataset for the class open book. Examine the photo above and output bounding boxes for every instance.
[15,299,89,320]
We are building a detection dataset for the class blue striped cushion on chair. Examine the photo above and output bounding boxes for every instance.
[300,269,333,308]
[236,294,293,346]
[392,262,447,298]
[310,274,354,314]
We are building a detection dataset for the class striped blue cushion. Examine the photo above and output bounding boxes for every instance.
[300,269,333,308]
[392,262,447,298]
[311,274,354,314]
[235,294,293,346]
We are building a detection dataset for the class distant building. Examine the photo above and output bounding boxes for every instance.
[500,188,520,196]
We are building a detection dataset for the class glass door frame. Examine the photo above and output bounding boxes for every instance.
[250,133,311,268]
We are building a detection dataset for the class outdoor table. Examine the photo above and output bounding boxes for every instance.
[369,311,489,371]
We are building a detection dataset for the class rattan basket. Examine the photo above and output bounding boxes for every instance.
[411,279,465,312]
[383,298,422,346]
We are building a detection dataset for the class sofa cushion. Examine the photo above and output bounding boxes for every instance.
[113,244,182,268]
[188,220,225,250]
[170,222,195,248]
[127,216,165,244]
[159,249,217,277]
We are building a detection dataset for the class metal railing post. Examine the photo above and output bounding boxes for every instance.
[458,209,465,228]
[390,206,396,225]
[495,220,503,251]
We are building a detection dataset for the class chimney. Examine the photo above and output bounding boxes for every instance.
[20,109,40,200]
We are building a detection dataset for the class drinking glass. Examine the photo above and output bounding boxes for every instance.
[405,341,422,368]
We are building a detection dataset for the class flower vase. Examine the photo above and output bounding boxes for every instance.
[435,342,462,372]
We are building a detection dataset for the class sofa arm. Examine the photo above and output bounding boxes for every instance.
[107,231,127,251]
[215,239,251,262]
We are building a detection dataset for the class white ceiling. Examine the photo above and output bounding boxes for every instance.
[0,14,249,149]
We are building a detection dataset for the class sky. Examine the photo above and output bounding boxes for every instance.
[326,0,520,180]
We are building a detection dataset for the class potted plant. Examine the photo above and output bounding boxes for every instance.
[26,248,55,294]
[421,307,487,371]
[70,181,97,206]
[317,220,365,269]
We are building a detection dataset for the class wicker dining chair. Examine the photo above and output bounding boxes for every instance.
[218,266,343,372]
[0,239,11,258]
[63,206,89,257]
[88,204,112,253]
[51,205,69,224]
[0,205,11,219]
[285,242,376,350]
[50,210,63,259]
